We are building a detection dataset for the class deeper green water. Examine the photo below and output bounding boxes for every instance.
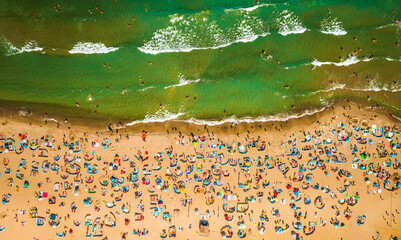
[0,0,400,122]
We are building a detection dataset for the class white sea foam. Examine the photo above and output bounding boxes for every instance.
[392,114,401,123]
[164,76,200,89]
[138,86,156,92]
[313,83,346,94]
[347,79,401,93]
[44,118,59,123]
[311,56,378,67]
[117,99,332,127]
[283,61,309,69]
[186,106,328,126]
[68,42,118,54]
[237,3,271,12]
[122,106,328,127]
[298,79,401,95]
[320,17,347,35]
[125,109,185,126]
[1,38,43,56]
[169,14,184,24]
[294,83,346,97]
[21,41,43,53]
[138,11,269,55]
[376,23,399,29]
[285,56,397,70]
[311,56,359,67]
[385,57,401,62]
[276,10,307,36]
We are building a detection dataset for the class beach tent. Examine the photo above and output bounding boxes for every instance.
[160,229,168,239]
[257,222,266,233]
[29,207,38,218]
[104,212,116,227]
[168,226,176,238]
[173,181,185,194]
[274,224,289,234]
[223,203,235,213]
[135,212,145,221]
[122,203,131,214]
[237,229,246,238]
[49,213,60,227]
[38,148,48,157]
[1,193,11,204]
[4,139,15,151]
[314,196,325,209]
[199,220,210,236]
[206,196,215,205]
[36,217,46,226]
[220,225,233,238]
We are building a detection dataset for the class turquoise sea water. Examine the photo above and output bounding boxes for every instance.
[0,0,400,122]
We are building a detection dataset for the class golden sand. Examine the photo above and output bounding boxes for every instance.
[0,102,400,240]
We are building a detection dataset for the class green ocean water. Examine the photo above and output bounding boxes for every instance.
[0,0,400,123]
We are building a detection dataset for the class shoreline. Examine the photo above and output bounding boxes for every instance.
[1,99,400,135]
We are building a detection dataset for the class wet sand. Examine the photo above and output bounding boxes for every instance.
[0,101,400,240]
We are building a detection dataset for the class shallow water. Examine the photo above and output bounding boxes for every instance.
[0,0,400,122]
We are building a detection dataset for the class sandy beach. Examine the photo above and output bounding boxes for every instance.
[0,101,400,240]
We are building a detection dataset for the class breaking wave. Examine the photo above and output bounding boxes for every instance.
[0,38,43,56]
[165,74,200,89]
[320,17,347,35]
[138,10,269,54]
[276,10,307,36]
[125,108,185,126]
[68,42,119,54]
